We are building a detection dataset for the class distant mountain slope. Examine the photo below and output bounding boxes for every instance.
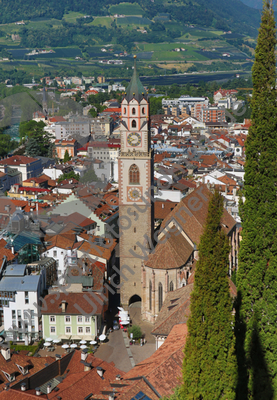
[240,0,263,9]
[0,0,261,36]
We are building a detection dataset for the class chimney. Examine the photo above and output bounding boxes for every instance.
[81,349,88,361]
[1,345,10,361]
[61,300,67,313]
[21,383,27,391]
[116,375,121,381]
[35,388,41,396]
[55,354,61,361]
[96,366,104,378]
[47,384,52,394]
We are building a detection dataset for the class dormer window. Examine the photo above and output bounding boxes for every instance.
[16,363,29,376]
[2,371,15,382]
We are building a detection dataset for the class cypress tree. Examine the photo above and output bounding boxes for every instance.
[237,0,277,396]
[182,191,237,399]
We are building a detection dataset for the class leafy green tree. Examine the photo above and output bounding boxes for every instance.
[149,97,164,116]
[88,108,98,118]
[128,325,142,340]
[80,168,99,183]
[237,1,277,397]
[182,190,237,399]
[19,120,54,157]
[63,149,71,163]
[0,133,17,157]
[57,170,80,183]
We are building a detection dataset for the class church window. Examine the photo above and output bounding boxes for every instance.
[124,107,127,114]
[158,283,163,311]
[134,245,136,251]
[134,227,136,233]
[129,164,140,185]
[132,107,136,115]
[142,107,145,115]
[169,281,174,291]
[132,119,137,128]
[149,280,152,310]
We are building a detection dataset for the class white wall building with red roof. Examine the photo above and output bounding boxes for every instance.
[0,156,42,182]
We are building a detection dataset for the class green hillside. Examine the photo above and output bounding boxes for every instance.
[0,0,260,36]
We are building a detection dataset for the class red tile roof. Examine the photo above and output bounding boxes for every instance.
[41,292,105,316]
[0,156,38,165]
[124,324,188,397]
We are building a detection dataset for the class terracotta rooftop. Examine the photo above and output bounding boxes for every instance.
[77,237,117,261]
[151,285,194,337]
[41,292,105,315]
[0,156,38,165]
[154,200,178,220]
[161,184,237,244]
[0,351,55,392]
[124,323,188,397]
[44,233,77,251]
[145,229,193,270]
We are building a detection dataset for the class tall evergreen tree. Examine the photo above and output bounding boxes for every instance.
[63,149,71,162]
[237,0,277,397]
[182,191,237,399]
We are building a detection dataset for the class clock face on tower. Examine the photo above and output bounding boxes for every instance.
[127,186,142,201]
[127,132,141,147]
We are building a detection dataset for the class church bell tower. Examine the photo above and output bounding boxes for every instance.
[119,57,154,307]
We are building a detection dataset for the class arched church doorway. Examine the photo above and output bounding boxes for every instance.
[129,294,141,306]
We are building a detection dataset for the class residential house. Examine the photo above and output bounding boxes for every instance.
[0,156,42,182]
[54,139,78,159]
[0,350,123,399]
[0,260,46,341]
[41,292,106,341]
[42,234,77,285]
[43,163,73,180]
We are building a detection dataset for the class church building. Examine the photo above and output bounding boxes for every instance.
[141,184,238,322]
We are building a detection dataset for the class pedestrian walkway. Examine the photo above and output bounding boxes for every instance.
[94,329,132,372]
[122,330,135,368]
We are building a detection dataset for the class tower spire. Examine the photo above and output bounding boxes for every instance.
[125,55,146,102]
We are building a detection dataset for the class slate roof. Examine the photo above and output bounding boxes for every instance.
[125,58,147,103]
[0,275,40,292]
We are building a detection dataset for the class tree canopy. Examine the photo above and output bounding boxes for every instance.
[182,190,237,399]
[237,1,277,397]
